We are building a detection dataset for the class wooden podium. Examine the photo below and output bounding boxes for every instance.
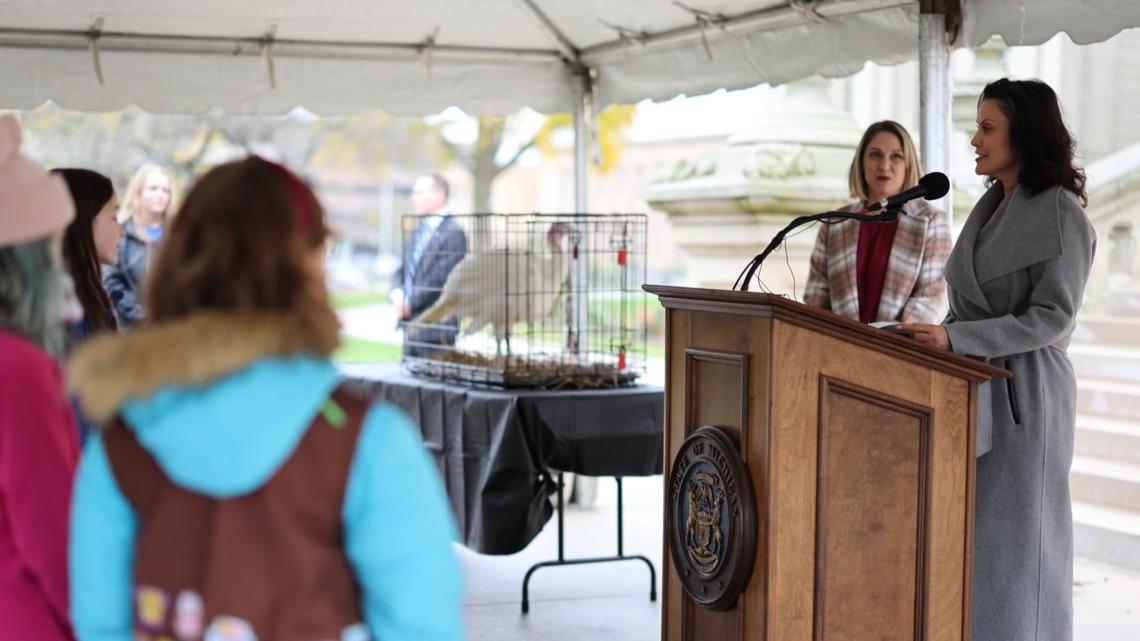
[643,286,1007,641]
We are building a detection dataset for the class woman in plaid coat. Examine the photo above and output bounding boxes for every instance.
[804,121,952,324]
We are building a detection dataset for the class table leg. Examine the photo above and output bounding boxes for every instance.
[520,473,658,614]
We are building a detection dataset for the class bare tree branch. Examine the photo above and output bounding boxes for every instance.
[454,150,476,172]
[493,138,537,178]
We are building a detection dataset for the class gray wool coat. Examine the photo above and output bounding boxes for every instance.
[943,183,1096,641]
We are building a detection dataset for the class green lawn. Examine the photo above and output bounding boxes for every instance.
[334,333,659,364]
[332,290,399,363]
[330,289,664,364]
[334,335,402,363]
[331,290,389,310]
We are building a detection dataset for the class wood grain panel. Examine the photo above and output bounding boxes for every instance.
[664,308,688,641]
[925,373,971,641]
[743,320,773,641]
[817,334,932,407]
[768,321,828,641]
[661,309,774,641]
[682,345,749,640]
[684,606,741,641]
[963,384,978,641]
[768,321,939,641]
[685,348,749,448]
[814,379,932,641]
[770,321,825,638]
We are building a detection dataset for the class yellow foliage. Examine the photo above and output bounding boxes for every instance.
[533,104,635,174]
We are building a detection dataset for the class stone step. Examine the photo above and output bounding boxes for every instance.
[1071,343,1140,384]
[1076,415,1140,465]
[1077,377,1140,422]
[1073,500,1140,572]
[1071,455,1140,511]
[1073,314,1140,346]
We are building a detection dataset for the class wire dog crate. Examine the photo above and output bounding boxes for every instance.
[400,213,648,389]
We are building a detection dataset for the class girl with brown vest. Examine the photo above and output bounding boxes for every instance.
[68,157,466,641]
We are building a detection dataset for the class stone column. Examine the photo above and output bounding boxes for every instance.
[951,38,1009,221]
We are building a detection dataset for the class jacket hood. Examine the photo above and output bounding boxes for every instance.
[68,310,345,498]
[68,309,340,425]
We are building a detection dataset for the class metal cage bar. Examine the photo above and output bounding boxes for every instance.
[399,213,648,389]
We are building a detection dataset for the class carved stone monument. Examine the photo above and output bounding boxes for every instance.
[643,79,861,293]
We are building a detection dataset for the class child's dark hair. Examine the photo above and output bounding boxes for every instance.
[55,168,118,332]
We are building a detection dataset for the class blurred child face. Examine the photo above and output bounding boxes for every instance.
[93,193,124,265]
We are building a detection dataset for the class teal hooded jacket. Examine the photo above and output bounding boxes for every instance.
[69,356,466,641]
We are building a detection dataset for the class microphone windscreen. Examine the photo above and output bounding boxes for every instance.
[919,172,950,200]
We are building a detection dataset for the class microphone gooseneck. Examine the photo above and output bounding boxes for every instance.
[734,171,952,292]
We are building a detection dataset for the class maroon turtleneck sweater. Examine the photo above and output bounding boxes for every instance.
[855,217,900,323]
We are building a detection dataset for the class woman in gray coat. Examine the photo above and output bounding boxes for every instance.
[903,79,1096,641]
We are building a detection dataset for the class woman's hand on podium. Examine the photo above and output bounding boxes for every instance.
[899,323,951,351]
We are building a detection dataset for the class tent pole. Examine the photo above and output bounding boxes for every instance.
[571,69,592,356]
[919,2,953,213]
[573,70,590,211]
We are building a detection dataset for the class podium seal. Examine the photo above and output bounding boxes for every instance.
[668,425,757,610]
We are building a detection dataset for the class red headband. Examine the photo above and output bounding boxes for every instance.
[258,156,316,234]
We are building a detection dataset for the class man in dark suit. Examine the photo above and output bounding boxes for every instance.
[391,174,468,356]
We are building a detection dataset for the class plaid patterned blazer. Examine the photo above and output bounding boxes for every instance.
[803,199,952,324]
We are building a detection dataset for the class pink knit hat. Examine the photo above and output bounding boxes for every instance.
[0,114,74,247]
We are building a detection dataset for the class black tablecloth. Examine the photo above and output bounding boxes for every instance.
[343,364,664,555]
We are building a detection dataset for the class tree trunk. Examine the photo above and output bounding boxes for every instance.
[472,116,505,213]
[473,158,495,213]
[470,116,505,250]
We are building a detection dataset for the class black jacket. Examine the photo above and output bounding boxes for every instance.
[103,219,152,329]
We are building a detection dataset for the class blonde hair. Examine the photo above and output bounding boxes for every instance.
[848,121,923,202]
[118,163,175,225]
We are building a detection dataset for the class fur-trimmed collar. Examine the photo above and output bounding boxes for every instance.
[68,310,340,425]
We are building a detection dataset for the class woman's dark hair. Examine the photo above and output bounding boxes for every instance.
[145,157,339,353]
[54,168,118,332]
[979,78,1087,206]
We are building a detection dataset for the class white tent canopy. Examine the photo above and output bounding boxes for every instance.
[3,1,1139,208]
[0,0,924,116]
[962,0,1140,48]
[2,1,1138,117]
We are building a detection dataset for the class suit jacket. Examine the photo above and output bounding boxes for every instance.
[803,199,951,323]
[942,183,1095,641]
[394,215,468,319]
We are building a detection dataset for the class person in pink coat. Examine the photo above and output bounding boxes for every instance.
[0,113,81,641]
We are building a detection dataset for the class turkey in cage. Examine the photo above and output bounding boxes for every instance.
[406,217,573,360]
[402,214,647,389]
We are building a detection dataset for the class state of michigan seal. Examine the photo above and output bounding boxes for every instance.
[668,425,756,610]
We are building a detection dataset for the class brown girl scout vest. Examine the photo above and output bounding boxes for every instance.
[103,387,374,641]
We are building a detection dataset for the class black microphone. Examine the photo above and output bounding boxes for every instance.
[866,172,950,211]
